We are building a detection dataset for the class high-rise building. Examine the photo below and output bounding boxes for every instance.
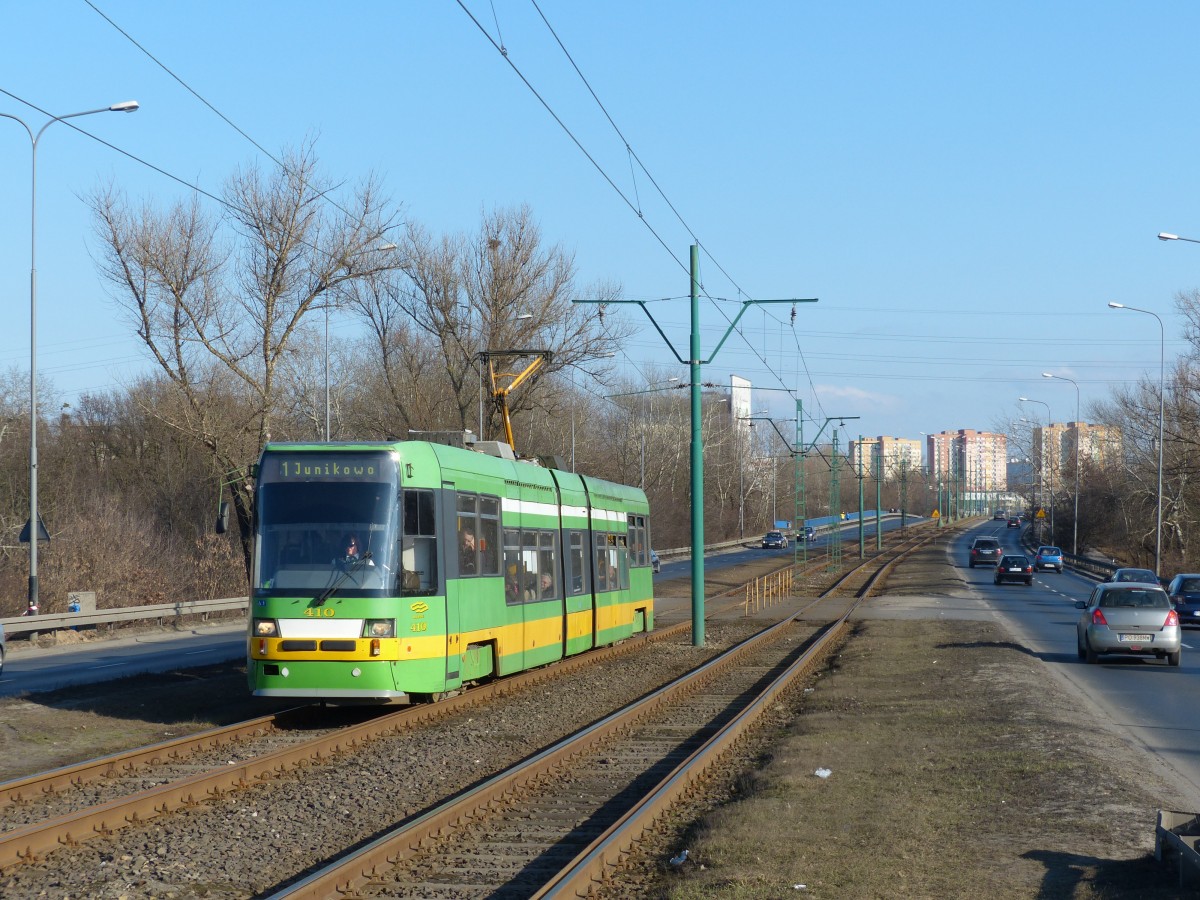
[849,436,922,481]
[925,429,1008,491]
[1034,421,1120,481]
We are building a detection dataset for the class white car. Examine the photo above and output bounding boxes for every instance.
[1076,583,1181,666]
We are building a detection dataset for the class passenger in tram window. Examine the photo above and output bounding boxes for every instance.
[523,573,539,602]
[540,571,555,598]
[505,571,521,602]
[595,554,609,591]
[460,528,477,574]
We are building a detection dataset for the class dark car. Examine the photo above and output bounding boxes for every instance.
[1007,517,1020,528]
[969,537,1002,568]
[1106,567,1159,584]
[1168,573,1200,626]
[761,531,788,550]
[994,554,1033,586]
[1033,546,1064,573]
[803,525,816,542]
[1076,583,1181,666]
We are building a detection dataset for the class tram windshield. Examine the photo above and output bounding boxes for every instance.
[253,451,399,597]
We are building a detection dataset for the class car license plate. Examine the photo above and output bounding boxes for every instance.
[1118,633,1151,643]
[1008,568,1022,572]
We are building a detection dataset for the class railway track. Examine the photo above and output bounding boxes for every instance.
[0,621,681,870]
[0,520,961,897]
[267,600,850,897]
[263,533,942,898]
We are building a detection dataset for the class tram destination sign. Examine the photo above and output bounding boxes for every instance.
[261,452,395,484]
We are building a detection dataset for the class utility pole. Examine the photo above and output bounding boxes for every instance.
[857,434,865,559]
[831,429,843,570]
[574,247,816,646]
[875,447,883,550]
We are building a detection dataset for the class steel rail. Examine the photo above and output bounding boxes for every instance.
[534,535,936,896]
[0,711,286,810]
[536,619,851,898]
[1,529,940,876]
[0,618,676,870]
[265,608,858,898]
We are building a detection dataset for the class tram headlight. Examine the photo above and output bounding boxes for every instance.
[253,619,279,637]
[364,619,395,638]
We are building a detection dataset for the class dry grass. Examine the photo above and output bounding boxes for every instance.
[612,619,1189,899]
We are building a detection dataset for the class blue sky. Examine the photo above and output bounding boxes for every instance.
[2,1,1198,451]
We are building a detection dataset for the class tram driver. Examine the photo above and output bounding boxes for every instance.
[336,533,373,567]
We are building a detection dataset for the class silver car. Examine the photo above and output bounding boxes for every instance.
[1075,582,1181,666]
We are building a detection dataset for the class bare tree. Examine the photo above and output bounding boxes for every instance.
[344,205,630,439]
[89,145,402,575]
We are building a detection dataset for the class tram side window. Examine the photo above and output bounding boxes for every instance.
[401,489,438,595]
[456,493,479,576]
[457,492,502,578]
[521,531,540,601]
[568,531,585,595]
[503,528,522,603]
[478,496,501,576]
[617,534,630,590]
[627,515,647,567]
[594,533,615,592]
[538,532,558,599]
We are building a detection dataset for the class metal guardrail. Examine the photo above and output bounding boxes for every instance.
[1156,810,1200,887]
[657,513,916,560]
[1016,528,1127,582]
[0,596,248,641]
[1061,551,1122,581]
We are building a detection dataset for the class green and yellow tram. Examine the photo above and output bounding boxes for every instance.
[248,440,654,701]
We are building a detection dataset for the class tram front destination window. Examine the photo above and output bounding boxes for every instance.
[254,452,399,596]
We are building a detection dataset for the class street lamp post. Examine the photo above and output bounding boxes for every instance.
[1108,301,1165,577]
[1042,373,1081,556]
[1019,397,1053,540]
[0,100,139,612]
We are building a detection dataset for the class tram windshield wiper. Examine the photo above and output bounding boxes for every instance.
[313,551,373,606]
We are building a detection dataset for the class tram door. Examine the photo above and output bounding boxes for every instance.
[400,485,449,693]
[439,481,464,687]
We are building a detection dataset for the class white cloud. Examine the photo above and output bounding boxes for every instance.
[814,384,896,405]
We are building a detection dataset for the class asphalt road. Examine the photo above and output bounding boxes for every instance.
[0,626,246,698]
[944,521,1200,807]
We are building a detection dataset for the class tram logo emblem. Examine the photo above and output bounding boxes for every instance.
[410,601,429,614]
